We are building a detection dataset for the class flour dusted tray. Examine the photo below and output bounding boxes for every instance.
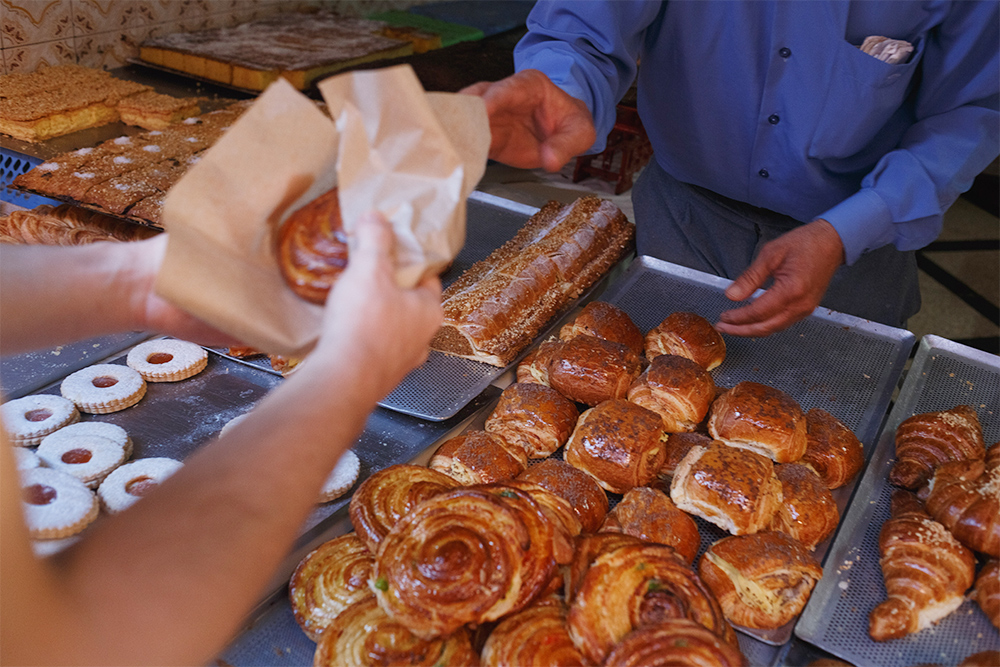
[796,335,1000,666]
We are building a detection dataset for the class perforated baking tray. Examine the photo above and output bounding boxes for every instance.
[795,335,1000,666]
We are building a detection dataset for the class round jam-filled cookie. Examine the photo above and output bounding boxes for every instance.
[37,433,126,489]
[20,467,99,539]
[318,450,361,503]
[61,364,146,414]
[1,394,80,446]
[126,339,208,382]
[97,457,182,514]
[32,536,81,558]
[43,421,133,458]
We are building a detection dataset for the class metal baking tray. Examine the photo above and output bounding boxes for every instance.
[796,335,1000,667]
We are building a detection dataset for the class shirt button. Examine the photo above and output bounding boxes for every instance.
[779,47,792,58]
[759,169,770,178]
[768,114,780,125]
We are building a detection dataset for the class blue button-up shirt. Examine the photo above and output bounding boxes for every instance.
[515,1,999,264]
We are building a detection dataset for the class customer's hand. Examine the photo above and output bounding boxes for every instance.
[462,69,596,172]
[717,220,845,337]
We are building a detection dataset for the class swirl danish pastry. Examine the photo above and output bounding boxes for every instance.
[603,618,747,667]
[481,599,587,667]
[289,533,373,642]
[276,186,349,305]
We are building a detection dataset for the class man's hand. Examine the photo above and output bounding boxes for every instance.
[461,69,596,172]
[717,219,845,337]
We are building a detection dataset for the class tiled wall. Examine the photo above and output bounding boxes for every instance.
[0,0,423,75]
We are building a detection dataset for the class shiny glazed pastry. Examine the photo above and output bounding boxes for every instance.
[768,463,840,550]
[372,485,557,639]
[660,432,713,479]
[485,382,579,459]
[600,487,701,565]
[603,618,747,667]
[800,408,864,489]
[707,381,807,463]
[348,464,460,553]
[312,597,477,667]
[277,186,348,305]
[505,480,583,565]
[698,531,823,630]
[924,445,999,557]
[644,311,726,370]
[517,458,609,533]
[565,399,667,494]
[288,533,373,642]
[973,559,999,629]
[890,405,985,490]
[428,430,527,485]
[670,441,783,535]
[548,335,644,406]
[868,490,975,641]
[627,354,716,433]
[515,339,561,386]
[566,533,646,601]
[559,301,644,356]
[567,542,736,664]
[480,598,587,667]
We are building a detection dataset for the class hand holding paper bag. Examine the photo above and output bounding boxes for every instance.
[155,65,489,358]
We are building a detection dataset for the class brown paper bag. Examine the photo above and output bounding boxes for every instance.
[155,66,489,358]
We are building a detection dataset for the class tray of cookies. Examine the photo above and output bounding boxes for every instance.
[796,335,1000,667]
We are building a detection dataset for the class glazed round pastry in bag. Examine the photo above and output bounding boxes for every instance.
[277,186,348,304]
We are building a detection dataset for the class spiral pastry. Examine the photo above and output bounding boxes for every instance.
[373,485,556,639]
[277,186,349,305]
[505,480,583,565]
[288,534,373,642]
[567,533,646,602]
[480,599,587,667]
[603,618,747,667]
[349,464,460,553]
[567,542,735,664]
[313,597,477,666]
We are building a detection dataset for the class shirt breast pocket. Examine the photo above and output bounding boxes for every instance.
[808,37,923,160]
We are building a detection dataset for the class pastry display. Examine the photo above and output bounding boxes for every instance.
[276,186,348,305]
[126,339,208,382]
[288,533,374,642]
[670,441,783,535]
[890,405,985,490]
[547,335,644,406]
[428,430,527,485]
[800,408,864,489]
[430,197,634,366]
[60,363,146,414]
[924,445,999,557]
[36,432,127,489]
[559,300,644,356]
[599,487,701,565]
[0,394,79,446]
[868,490,975,641]
[627,354,715,433]
[603,618,747,667]
[318,449,361,503]
[973,559,999,630]
[20,467,99,539]
[97,457,183,514]
[480,599,587,667]
[516,459,609,533]
[644,312,726,370]
[565,399,667,494]
[707,381,807,463]
[698,531,823,630]
[0,204,159,245]
[769,463,840,550]
[484,382,579,459]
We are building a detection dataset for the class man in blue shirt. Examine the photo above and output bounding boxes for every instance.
[463,1,999,336]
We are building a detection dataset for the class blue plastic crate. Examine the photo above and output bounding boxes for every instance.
[1,148,61,209]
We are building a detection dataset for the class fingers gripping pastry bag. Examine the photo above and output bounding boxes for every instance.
[155,65,489,357]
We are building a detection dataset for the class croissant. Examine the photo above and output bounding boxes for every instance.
[428,430,527,485]
[890,405,985,490]
[485,382,579,459]
[549,335,644,406]
[599,487,701,565]
[708,381,807,463]
[645,312,726,371]
[924,441,999,557]
[769,463,840,550]
[276,186,348,305]
[516,458,609,533]
[868,490,975,641]
[603,618,747,667]
[974,559,998,630]
[372,485,556,639]
[480,598,587,667]
[348,464,460,553]
[567,542,736,664]
[313,597,477,666]
[288,534,373,642]
[560,300,645,356]
[800,408,864,489]
[627,354,716,433]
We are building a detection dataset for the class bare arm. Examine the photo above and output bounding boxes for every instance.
[0,213,443,665]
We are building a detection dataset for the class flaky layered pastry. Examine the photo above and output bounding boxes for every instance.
[627,354,716,433]
[599,486,701,565]
[603,618,748,667]
[428,430,526,485]
[924,445,999,557]
[430,197,634,366]
[0,204,158,246]
[566,533,647,602]
[769,463,840,550]
[644,311,726,370]
[800,407,864,489]
[559,300,644,356]
[516,338,562,386]
[708,381,807,463]
[660,432,713,480]
[505,480,583,565]
[485,382,579,459]
[548,335,644,406]
[890,405,986,490]
[480,598,586,667]
[973,559,999,630]
[516,459,609,533]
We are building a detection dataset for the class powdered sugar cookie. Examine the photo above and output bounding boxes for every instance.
[32,536,81,558]
[126,339,208,382]
[14,447,42,472]
[1,394,80,446]
[98,457,182,514]
[21,467,99,539]
[43,421,133,458]
[318,450,360,503]
[61,364,146,414]
[38,433,126,488]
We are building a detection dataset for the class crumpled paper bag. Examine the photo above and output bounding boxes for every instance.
[155,65,489,358]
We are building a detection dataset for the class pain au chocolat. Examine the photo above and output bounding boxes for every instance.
[485,382,579,459]
[599,486,701,565]
[800,407,864,489]
[645,311,726,370]
[517,459,609,534]
[627,354,716,433]
[559,300,644,356]
[708,381,807,464]
[430,197,634,366]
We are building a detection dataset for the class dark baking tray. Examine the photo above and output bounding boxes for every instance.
[795,335,1000,667]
